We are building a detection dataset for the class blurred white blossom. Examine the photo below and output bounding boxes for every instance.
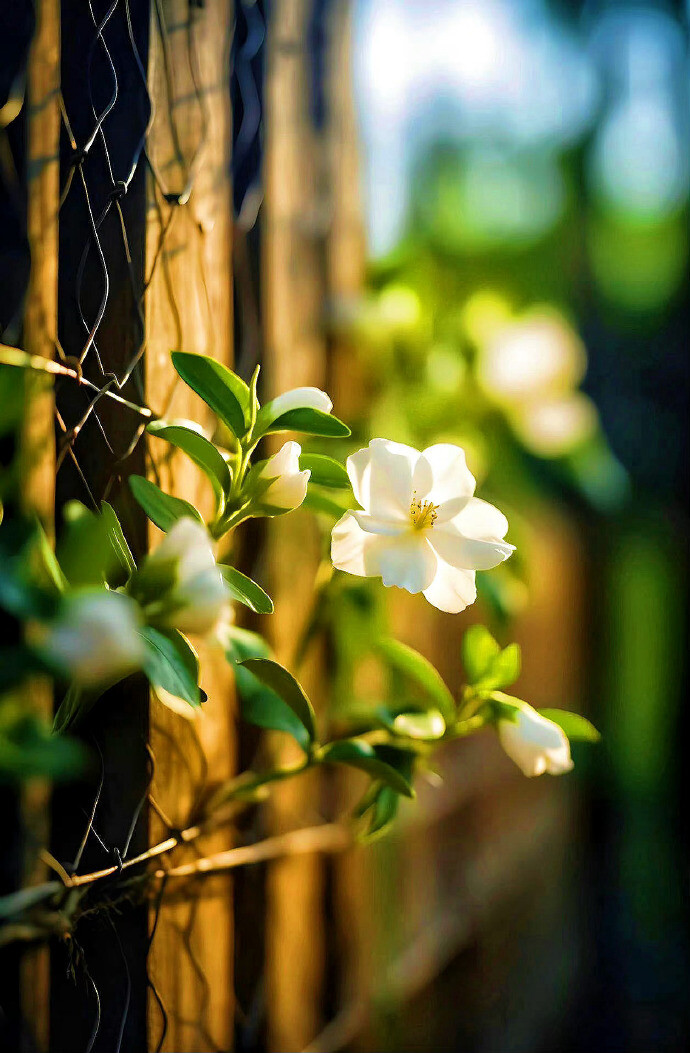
[141,518,230,637]
[40,590,144,688]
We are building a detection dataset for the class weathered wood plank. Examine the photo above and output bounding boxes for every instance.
[145,2,235,1049]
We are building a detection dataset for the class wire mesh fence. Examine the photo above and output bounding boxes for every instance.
[1,1,268,1050]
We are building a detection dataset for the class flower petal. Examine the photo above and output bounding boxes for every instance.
[347,439,419,520]
[412,444,476,506]
[332,512,435,593]
[351,511,408,536]
[269,387,333,417]
[331,511,395,577]
[422,560,477,613]
[451,497,509,540]
[377,533,437,593]
[429,527,514,571]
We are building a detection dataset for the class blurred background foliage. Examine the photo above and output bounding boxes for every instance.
[321,1,689,1049]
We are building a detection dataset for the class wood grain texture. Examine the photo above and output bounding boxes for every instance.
[19,3,61,1048]
[262,1,333,1047]
[145,2,235,1050]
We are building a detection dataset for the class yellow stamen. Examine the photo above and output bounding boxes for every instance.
[410,491,439,530]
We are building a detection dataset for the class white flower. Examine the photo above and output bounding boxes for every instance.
[330,439,514,613]
[478,311,586,403]
[144,518,229,636]
[498,704,574,777]
[40,590,145,688]
[266,387,332,418]
[256,441,310,513]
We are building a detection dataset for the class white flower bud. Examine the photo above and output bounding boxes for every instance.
[40,590,145,688]
[266,387,332,419]
[256,441,310,513]
[497,704,573,777]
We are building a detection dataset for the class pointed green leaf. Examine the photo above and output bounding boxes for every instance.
[462,624,500,683]
[147,421,232,509]
[376,638,455,723]
[538,708,601,742]
[299,453,351,489]
[262,406,350,438]
[238,658,317,744]
[141,626,204,712]
[320,739,415,797]
[219,565,273,615]
[462,626,521,690]
[223,627,309,749]
[129,476,203,533]
[100,501,136,578]
[171,352,249,438]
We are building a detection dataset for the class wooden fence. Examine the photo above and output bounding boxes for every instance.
[4,2,586,1051]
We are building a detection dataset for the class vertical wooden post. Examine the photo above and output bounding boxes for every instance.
[263,1,330,1047]
[145,2,235,1050]
[19,3,61,1047]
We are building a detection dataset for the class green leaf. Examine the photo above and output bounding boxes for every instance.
[538,708,601,743]
[299,453,351,489]
[129,476,203,532]
[52,685,99,734]
[389,709,446,741]
[462,625,500,682]
[35,523,68,591]
[359,785,402,840]
[302,489,350,519]
[0,704,89,782]
[171,352,249,438]
[141,626,204,712]
[57,502,114,588]
[223,629,309,749]
[147,421,232,511]
[262,406,350,438]
[219,565,273,614]
[376,638,455,723]
[238,658,317,744]
[462,626,521,690]
[100,501,136,579]
[319,739,415,797]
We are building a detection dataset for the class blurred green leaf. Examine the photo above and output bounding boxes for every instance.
[238,658,317,745]
[320,739,415,797]
[299,453,351,489]
[219,566,273,615]
[0,703,89,782]
[171,352,249,438]
[56,502,115,588]
[147,421,232,510]
[129,476,203,532]
[376,637,455,722]
[462,624,500,682]
[462,625,521,690]
[538,708,601,742]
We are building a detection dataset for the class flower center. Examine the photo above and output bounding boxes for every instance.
[410,491,439,530]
